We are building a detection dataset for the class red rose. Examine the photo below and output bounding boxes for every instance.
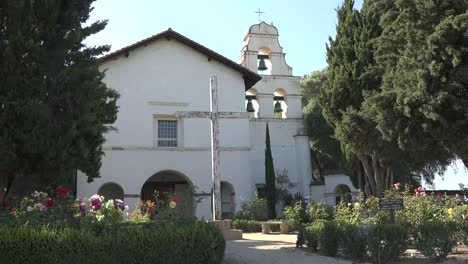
[11,207,17,217]
[147,207,155,215]
[437,192,443,198]
[46,198,54,207]
[172,197,180,203]
[56,187,71,198]
[396,182,401,187]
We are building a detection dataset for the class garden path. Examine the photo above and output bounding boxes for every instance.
[223,233,352,264]
[223,233,467,264]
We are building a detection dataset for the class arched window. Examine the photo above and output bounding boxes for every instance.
[98,182,124,201]
[273,88,288,119]
[257,47,272,75]
[245,88,259,118]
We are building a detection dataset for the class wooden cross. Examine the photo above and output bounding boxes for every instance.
[175,76,251,221]
[254,8,264,23]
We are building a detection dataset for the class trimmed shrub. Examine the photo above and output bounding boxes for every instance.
[317,221,339,257]
[232,219,261,233]
[366,224,408,264]
[414,221,458,260]
[303,222,321,250]
[338,223,367,259]
[301,221,338,256]
[0,221,225,264]
[235,196,268,221]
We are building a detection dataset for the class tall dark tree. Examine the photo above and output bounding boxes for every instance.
[0,0,119,204]
[318,0,468,198]
[369,0,468,172]
[302,68,419,195]
[302,69,347,181]
[264,123,276,219]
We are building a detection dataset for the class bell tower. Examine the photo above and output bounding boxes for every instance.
[240,21,301,119]
[240,22,293,76]
[242,22,312,199]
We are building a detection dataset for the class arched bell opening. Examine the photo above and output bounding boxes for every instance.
[257,47,272,75]
[273,88,288,119]
[245,88,259,118]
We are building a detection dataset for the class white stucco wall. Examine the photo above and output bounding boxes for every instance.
[100,39,248,148]
[77,38,253,220]
[77,24,315,220]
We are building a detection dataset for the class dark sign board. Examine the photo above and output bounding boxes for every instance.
[379,199,404,210]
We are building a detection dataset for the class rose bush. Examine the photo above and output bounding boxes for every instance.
[13,188,128,225]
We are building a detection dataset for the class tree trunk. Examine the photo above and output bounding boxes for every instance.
[311,151,324,182]
[371,154,384,197]
[358,155,377,196]
[358,154,394,198]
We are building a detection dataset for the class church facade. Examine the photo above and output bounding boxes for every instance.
[76,22,347,219]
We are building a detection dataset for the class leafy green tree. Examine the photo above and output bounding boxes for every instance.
[0,0,119,203]
[264,123,276,218]
[319,0,466,197]
[319,0,391,197]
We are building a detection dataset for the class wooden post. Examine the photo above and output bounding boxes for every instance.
[210,76,222,221]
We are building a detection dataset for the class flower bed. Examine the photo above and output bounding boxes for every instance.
[296,183,468,264]
[0,189,225,264]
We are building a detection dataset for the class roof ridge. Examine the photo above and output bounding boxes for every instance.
[98,29,261,89]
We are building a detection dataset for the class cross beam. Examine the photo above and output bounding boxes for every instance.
[175,76,251,221]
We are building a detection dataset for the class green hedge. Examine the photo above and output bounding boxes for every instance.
[414,221,458,260]
[338,223,367,259]
[299,220,338,256]
[0,221,225,264]
[232,219,262,233]
[366,224,408,264]
[300,221,408,263]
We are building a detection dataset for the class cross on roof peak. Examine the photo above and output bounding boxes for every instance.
[254,8,264,23]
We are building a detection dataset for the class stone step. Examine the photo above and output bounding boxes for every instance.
[222,229,243,240]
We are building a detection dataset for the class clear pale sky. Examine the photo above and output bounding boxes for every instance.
[85,0,466,189]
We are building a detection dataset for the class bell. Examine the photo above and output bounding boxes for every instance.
[274,101,283,113]
[258,57,267,71]
[246,99,255,112]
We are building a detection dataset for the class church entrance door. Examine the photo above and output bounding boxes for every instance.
[141,171,193,217]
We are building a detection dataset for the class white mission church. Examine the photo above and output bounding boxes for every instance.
[76,22,358,220]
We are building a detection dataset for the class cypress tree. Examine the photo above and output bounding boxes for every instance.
[0,0,119,203]
[264,123,276,219]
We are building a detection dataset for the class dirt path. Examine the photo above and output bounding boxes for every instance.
[223,233,352,264]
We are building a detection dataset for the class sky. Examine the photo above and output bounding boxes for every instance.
[85,0,466,190]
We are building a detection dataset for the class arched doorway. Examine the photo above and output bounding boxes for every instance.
[141,171,193,218]
[98,182,124,201]
[221,181,235,219]
[334,184,351,205]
